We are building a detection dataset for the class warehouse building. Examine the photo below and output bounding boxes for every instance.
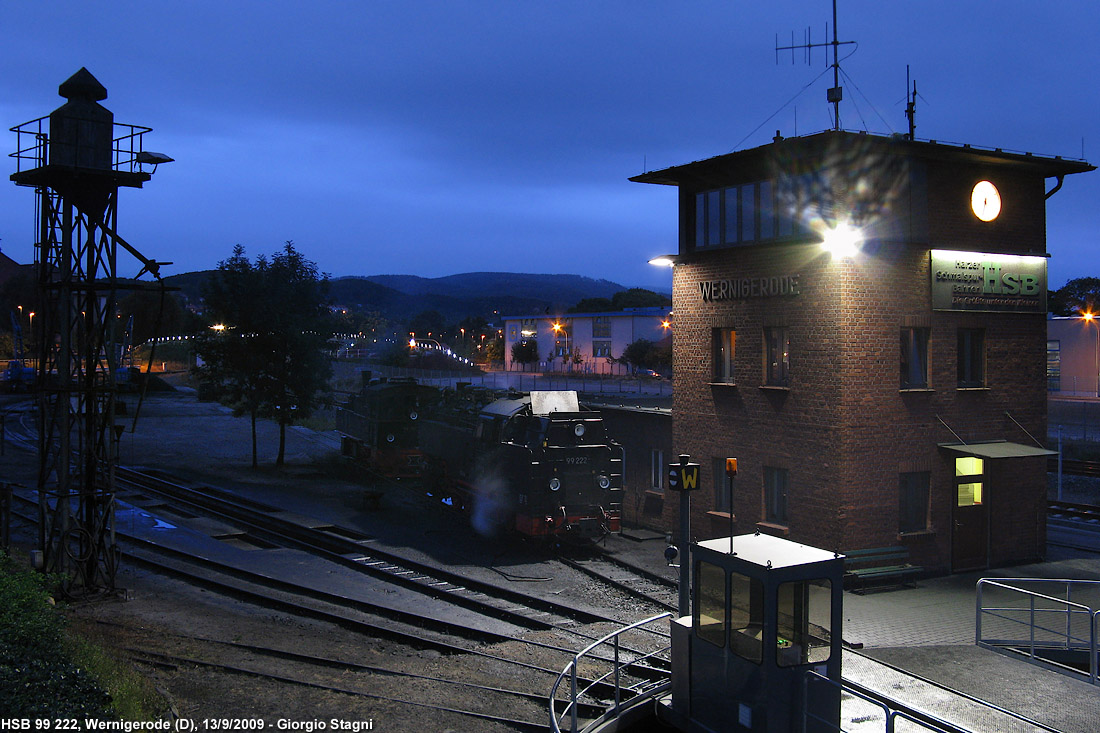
[632,130,1092,572]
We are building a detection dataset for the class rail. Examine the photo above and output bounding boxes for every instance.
[976,578,1100,685]
[549,612,671,733]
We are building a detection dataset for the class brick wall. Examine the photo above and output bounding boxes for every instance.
[662,153,1051,573]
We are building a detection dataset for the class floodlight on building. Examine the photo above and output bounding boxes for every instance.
[822,221,861,258]
[648,255,676,267]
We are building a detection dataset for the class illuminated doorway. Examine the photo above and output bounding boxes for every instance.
[952,456,987,571]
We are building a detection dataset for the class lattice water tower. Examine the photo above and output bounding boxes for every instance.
[10,68,170,596]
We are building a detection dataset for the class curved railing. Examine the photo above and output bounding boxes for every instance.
[549,612,672,733]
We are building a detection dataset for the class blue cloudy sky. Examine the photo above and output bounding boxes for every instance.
[1,1,1097,291]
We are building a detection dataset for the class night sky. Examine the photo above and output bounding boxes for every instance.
[1,1,1097,292]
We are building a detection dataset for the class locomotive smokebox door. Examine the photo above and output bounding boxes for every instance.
[659,533,844,733]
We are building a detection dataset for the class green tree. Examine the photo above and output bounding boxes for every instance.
[511,339,539,370]
[611,288,671,310]
[264,243,334,466]
[192,242,333,468]
[1050,277,1100,316]
[568,297,613,313]
[192,245,270,467]
[619,337,672,375]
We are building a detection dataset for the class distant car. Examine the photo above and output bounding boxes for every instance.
[641,369,667,380]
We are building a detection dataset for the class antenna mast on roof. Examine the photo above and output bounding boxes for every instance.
[906,65,918,140]
[776,0,855,131]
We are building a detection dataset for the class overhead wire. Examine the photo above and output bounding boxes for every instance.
[732,64,833,151]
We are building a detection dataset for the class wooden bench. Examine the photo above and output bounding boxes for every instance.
[843,546,922,592]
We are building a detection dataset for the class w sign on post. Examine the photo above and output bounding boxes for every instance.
[668,461,700,491]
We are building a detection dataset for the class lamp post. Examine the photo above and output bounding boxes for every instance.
[1084,312,1099,398]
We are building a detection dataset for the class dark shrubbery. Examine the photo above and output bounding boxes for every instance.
[0,555,114,717]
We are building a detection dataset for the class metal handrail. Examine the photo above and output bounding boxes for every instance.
[803,670,961,733]
[549,612,671,733]
[976,578,1099,684]
[10,115,154,174]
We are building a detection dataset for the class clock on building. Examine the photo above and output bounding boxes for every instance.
[971,180,1001,221]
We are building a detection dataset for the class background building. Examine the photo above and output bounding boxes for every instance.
[633,130,1092,573]
[1048,315,1100,397]
[501,307,671,374]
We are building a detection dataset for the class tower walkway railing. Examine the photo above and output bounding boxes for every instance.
[976,578,1100,685]
[548,612,671,733]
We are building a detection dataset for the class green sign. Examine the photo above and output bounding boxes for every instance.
[930,250,1047,313]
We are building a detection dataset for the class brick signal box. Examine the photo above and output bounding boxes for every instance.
[633,130,1092,573]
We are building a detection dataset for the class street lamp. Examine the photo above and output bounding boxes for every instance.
[1083,312,1099,397]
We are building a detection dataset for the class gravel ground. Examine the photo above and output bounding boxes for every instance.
[1,387,578,730]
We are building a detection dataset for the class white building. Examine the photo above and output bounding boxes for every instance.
[502,307,671,374]
[1048,315,1100,397]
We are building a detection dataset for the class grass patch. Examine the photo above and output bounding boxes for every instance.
[0,554,168,719]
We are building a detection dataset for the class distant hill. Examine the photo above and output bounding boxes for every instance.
[164,270,642,324]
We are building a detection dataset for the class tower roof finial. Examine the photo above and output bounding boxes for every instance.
[58,68,107,102]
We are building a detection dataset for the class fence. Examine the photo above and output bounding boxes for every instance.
[1049,398,1100,444]
[333,360,673,398]
[976,578,1100,685]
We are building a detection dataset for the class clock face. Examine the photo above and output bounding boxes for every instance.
[971,180,1001,222]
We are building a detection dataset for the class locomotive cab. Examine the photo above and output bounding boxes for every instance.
[474,391,623,539]
[659,533,843,733]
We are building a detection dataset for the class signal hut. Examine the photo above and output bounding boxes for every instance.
[632,130,1093,572]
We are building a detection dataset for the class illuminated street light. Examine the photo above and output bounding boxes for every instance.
[1083,312,1099,397]
[648,255,676,268]
[822,221,862,258]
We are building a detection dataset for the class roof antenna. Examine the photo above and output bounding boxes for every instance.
[905,65,917,140]
[776,0,856,131]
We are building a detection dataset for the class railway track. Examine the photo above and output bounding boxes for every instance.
[9,500,666,702]
[1048,457,1100,477]
[1048,499,1100,522]
[114,466,624,633]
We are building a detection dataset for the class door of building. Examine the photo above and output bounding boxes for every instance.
[952,456,988,571]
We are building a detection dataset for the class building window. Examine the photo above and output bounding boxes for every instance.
[713,328,736,383]
[694,180,794,249]
[764,327,790,387]
[956,456,984,507]
[764,466,788,524]
[729,571,764,664]
[593,340,612,358]
[740,183,756,243]
[899,471,930,533]
[957,328,985,388]
[695,561,727,648]
[900,327,930,389]
[723,187,740,244]
[713,457,731,513]
[650,449,664,493]
[776,579,832,667]
[758,180,774,240]
[1047,339,1061,391]
[592,316,611,339]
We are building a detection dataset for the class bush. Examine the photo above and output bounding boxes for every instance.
[0,556,114,718]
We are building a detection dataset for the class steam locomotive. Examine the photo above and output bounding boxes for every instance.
[337,376,623,540]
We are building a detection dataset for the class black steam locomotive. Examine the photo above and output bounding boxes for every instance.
[337,377,623,540]
[335,375,440,478]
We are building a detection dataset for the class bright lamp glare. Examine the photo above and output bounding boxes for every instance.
[822,222,861,258]
[648,256,675,267]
